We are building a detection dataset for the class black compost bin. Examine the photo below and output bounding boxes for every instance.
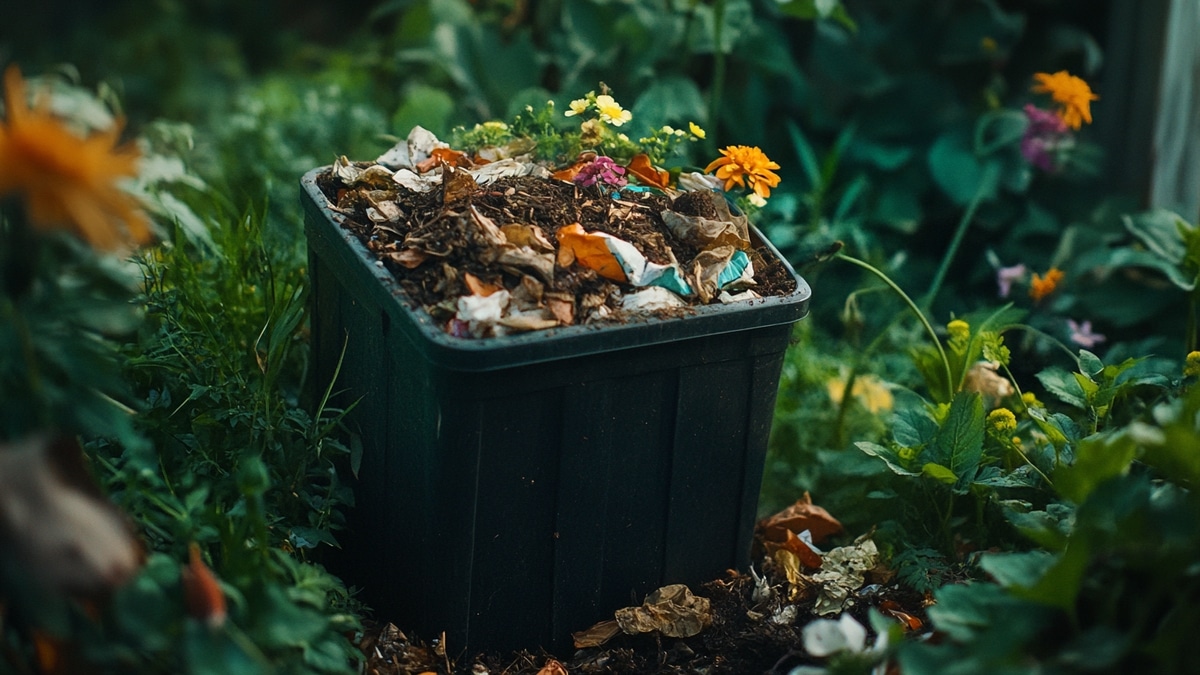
[301,167,811,653]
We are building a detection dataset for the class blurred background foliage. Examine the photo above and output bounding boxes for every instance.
[4,0,1196,671]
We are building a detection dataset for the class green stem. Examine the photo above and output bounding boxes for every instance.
[708,0,727,143]
[921,164,998,312]
[837,252,954,401]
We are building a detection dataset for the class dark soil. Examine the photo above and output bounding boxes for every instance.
[316,167,797,335]
[356,554,927,675]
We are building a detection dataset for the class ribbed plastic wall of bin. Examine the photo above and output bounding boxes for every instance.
[301,168,811,653]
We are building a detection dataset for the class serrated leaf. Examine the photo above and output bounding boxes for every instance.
[1036,367,1088,408]
[856,441,919,476]
[894,406,938,448]
[930,392,985,489]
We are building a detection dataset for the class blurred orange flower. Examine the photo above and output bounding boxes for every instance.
[1031,71,1098,130]
[704,145,781,200]
[0,65,150,250]
[1029,267,1064,303]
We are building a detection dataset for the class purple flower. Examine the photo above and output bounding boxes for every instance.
[1067,318,1106,349]
[996,263,1027,298]
[573,156,627,189]
[1020,104,1072,172]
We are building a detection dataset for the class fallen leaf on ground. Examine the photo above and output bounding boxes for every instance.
[536,658,569,675]
[615,584,712,639]
[572,619,623,648]
[759,491,843,545]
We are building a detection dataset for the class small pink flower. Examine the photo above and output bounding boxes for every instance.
[1020,104,1072,172]
[573,156,627,188]
[996,263,1027,298]
[1067,318,1106,349]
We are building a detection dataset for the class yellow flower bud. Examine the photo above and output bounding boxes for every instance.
[1185,351,1200,378]
[987,408,1017,436]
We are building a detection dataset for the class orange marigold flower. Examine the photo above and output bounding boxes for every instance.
[704,145,781,200]
[1031,70,1098,130]
[1029,267,1064,303]
[182,542,227,628]
[0,65,150,250]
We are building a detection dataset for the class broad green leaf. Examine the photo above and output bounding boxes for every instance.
[1053,431,1137,504]
[1036,367,1088,409]
[922,462,958,484]
[856,441,919,476]
[979,550,1055,589]
[894,406,938,448]
[1077,350,1104,377]
[1123,209,1188,263]
[1011,539,1091,615]
[927,130,999,206]
[392,84,455,138]
[630,77,706,136]
[1004,503,1074,550]
[930,392,985,489]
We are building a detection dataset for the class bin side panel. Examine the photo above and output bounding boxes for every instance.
[467,389,565,650]
[663,356,752,584]
[551,370,677,641]
[736,334,791,562]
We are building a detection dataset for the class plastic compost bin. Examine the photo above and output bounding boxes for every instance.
[301,167,812,653]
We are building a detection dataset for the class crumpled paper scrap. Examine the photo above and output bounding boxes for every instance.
[811,537,879,616]
[614,584,712,639]
[555,223,691,295]
[661,190,750,250]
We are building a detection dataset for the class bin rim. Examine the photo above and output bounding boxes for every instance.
[302,166,811,372]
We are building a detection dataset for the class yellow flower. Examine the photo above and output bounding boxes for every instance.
[704,145,781,199]
[1021,391,1043,409]
[0,65,149,250]
[987,408,1017,436]
[594,94,632,126]
[1029,267,1064,303]
[827,373,894,414]
[1031,70,1098,130]
[1185,351,1200,378]
[565,97,590,117]
[689,122,706,139]
[947,319,970,345]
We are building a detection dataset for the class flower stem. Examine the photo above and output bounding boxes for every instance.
[708,0,727,145]
[837,252,954,401]
[921,163,999,312]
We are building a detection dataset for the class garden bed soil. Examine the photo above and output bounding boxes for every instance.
[355,546,926,675]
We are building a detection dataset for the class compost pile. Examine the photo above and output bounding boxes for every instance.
[316,128,796,339]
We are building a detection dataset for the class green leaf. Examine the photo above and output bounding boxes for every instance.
[856,441,920,476]
[1010,539,1091,615]
[927,130,999,206]
[1036,367,1088,409]
[894,406,938,448]
[1077,350,1104,377]
[630,77,706,135]
[788,121,822,189]
[930,392,985,489]
[922,462,958,484]
[1123,209,1189,264]
[391,84,456,138]
[979,550,1055,589]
